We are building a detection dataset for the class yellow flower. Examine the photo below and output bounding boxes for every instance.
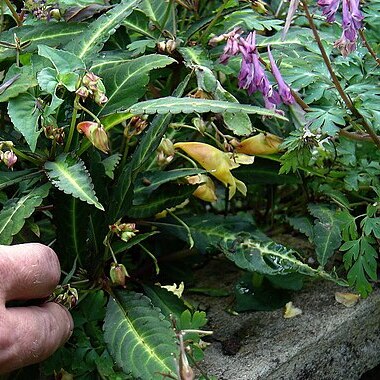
[187,174,218,202]
[235,133,282,155]
[174,142,247,200]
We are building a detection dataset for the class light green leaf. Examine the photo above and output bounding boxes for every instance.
[104,289,178,379]
[221,237,347,285]
[57,72,79,92]
[0,183,51,244]
[128,97,288,120]
[96,54,176,115]
[37,67,59,94]
[139,0,174,30]
[8,93,40,152]
[123,9,161,39]
[66,0,142,61]
[102,153,121,179]
[287,216,314,242]
[44,153,104,210]
[37,45,85,74]
[0,64,37,102]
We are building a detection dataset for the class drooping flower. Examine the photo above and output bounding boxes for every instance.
[77,121,109,154]
[317,0,340,22]
[334,32,357,57]
[268,47,295,105]
[187,174,218,202]
[217,28,243,64]
[234,133,283,155]
[1,150,17,169]
[174,142,247,199]
[342,0,363,41]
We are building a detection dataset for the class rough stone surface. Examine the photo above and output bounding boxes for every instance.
[191,258,380,380]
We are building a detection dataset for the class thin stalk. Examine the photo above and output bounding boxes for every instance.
[138,243,159,274]
[77,102,102,124]
[4,0,22,26]
[12,147,40,166]
[201,0,229,44]
[64,95,80,153]
[301,1,380,149]
[120,137,130,168]
[359,29,380,66]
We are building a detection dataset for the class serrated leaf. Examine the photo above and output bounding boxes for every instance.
[0,183,50,244]
[37,45,85,74]
[96,54,176,115]
[287,216,314,242]
[44,153,104,210]
[123,9,161,39]
[102,153,121,179]
[109,75,191,220]
[128,97,288,120]
[8,93,40,152]
[0,23,86,62]
[0,64,37,102]
[153,213,266,254]
[139,0,174,30]
[104,290,177,379]
[66,0,142,60]
[0,169,42,190]
[221,237,346,285]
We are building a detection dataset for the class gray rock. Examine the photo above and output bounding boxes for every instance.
[192,258,380,380]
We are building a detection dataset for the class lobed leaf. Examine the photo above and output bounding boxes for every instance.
[44,153,104,210]
[104,290,177,379]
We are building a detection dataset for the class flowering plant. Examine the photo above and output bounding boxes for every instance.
[0,0,379,378]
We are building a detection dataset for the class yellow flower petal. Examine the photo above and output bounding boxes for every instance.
[235,133,282,155]
[283,301,302,318]
[335,292,360,307]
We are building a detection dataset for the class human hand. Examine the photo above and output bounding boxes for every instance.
[0,243,74,374]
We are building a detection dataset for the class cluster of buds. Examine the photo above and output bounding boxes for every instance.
[76,72,108,106]
[317,0,363,56]
[49,284,78,310]
[109,262,128,287]
[109,221,139,243]
[211,29,294,113]
[77,121,109,153]
[0,141,17,169]
[24,0,61,21]
[157,137,175,167]
[125,115,149,139]
[157,39,178,54]
[43,125,65,145]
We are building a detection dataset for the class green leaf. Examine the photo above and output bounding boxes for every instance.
[287,217,314,242]
[0,64,37,102]
[37,67,59,94]
[66,0,142,61]
[112,231,159,255]
[128,97,288,120]
[128,184,195,218]
[0,169,42,191]
[0,183,50,244]
[361,217,380,239]
[123,9,161,39]
[139,0,174,30]
[109,75,191,220]
[44,153,104,210]
[0,23,86,62]
[154,213,266,254]
[96,54,176,115]
[220,237,346,285]
[102,153,121,179]
[104,289,177,379]
[37,45,85,74]
[133,168,205,204]
[308,204,342,267]
[8,93,40,152]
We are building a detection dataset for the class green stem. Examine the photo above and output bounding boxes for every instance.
[138,243,159,274]
[64,95,80,153]
[175,150,198,168]
[301,1,380,149]
[201,0,229,44]
[4,0,22,26]
[77,102,102,124]
[12,147,40,166]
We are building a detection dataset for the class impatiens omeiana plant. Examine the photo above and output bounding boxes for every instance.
[0,0,379,378]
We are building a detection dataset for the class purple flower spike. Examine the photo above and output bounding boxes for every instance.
[317,0,340,23]
[268,47,294,105]
[219,28,243,64]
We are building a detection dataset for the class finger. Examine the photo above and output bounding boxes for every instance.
[0,243,61,302]
[0,302,73,374]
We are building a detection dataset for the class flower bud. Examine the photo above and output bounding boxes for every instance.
[49,8,61,20]
[2,150,17,169]
[82,72,100,91]
[234,133,282,155]
[158,138,175,156]
[76,86,90,99]
[77,121,109,153]
[188,174,217,202]
[110,263,128,286]
[127,115,148,136]
[192,118,206,134]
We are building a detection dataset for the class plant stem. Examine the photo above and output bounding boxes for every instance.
[64,95,80,153]
[201,0,229,44]
[4,0,22,26]
[77,102,102,124]
[12,147,40,166]
[301,1,380,149]
[359,29,380,65]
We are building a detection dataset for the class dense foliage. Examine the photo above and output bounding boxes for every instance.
[0,0,379,378]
